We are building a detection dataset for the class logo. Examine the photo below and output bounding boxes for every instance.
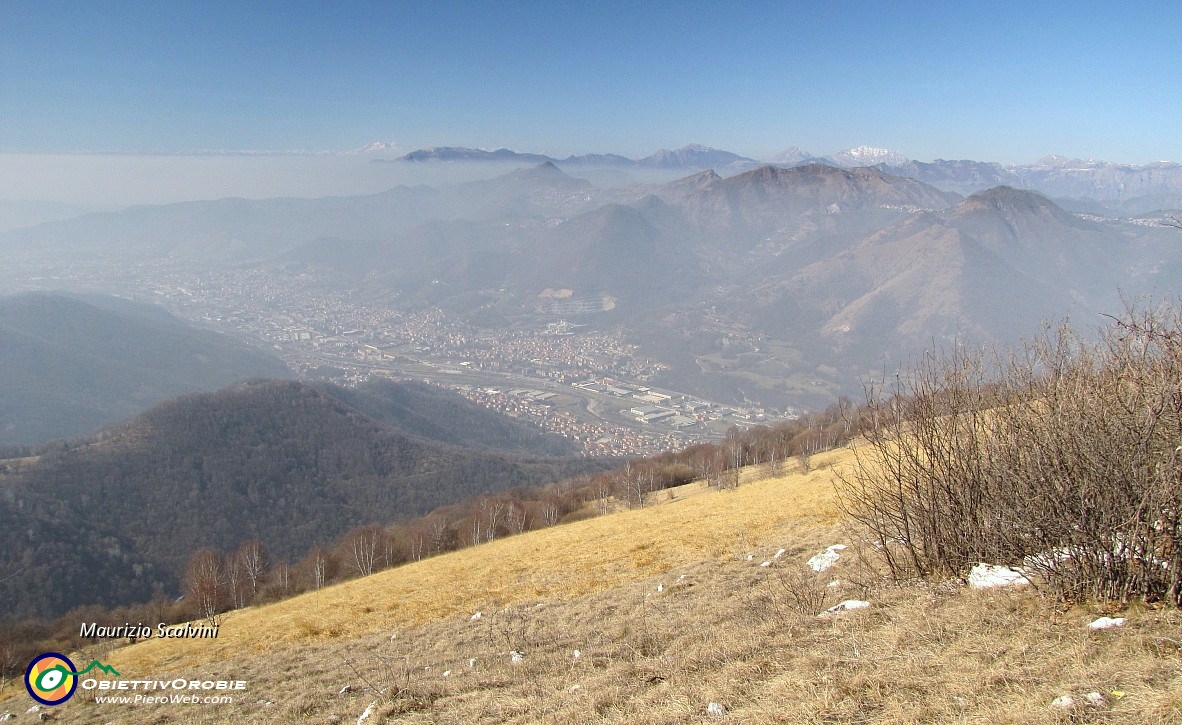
[25,653,120,706]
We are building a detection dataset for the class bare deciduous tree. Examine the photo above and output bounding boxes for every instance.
[225,555,247,610]
[345,525,387,577]
[236,538,268,601]
[539,498,561,527]
[183,548,225,625]
[505,501,528,535]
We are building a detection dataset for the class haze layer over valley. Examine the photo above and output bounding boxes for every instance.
[3,145,1180,457]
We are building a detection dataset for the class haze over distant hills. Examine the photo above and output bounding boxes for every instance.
[394,143,756,171]
[0,293,291,445]
[383,143,1182,209]
[2,142,1180,612]
[3,150,1179,411]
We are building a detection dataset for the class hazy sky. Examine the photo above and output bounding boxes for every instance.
[1,1,1180,164]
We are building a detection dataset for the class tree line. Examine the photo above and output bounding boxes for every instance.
[0,402,862,683]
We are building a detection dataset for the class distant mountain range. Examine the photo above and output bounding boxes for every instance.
[393,143,756,170]
[383,143,1182,208]
[4,160,1179,410]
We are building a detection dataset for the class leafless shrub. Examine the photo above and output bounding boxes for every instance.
[838,303,1182,606]
[769,567,835,616]
[343,652,421,702]
[485,605,555,655]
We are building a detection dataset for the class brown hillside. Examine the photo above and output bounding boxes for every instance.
[5,448,1180,724]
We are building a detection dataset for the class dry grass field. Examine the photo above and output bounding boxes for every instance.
[4,446,1181,723]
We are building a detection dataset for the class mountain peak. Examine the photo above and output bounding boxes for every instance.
[828,146,910,167]
[954,186,1073,223]
[639,145,754,169]
[348,141,403,155]
[508,160,570,181]
[770,146,816,164]
[962,185,1054,207]
[399,147,554,163]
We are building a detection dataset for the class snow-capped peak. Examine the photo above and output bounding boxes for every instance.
[348,141,403,155]
[828,146,910,167]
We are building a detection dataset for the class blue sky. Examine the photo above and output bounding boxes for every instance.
[2,0,1180,163]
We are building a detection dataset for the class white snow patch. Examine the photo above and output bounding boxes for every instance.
[773,548,786,559]
[1050,694,1074,709]
[572,649,581,659]
[1087,616,1125,630]
[706,702,727,716]
[357,700,378,724]
[807,544,847,572]
[510,651,524,664]
[469,611,482,621]
[818,599,870,617]
[967,563,1030,589]
[1084,692,1105,706]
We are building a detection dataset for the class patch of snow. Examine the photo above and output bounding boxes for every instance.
[338,685,352,695]
[967,563,1030,589]
[706,702,727,716]
[827,580,841,587]
[468,658,477,668]
[572,649,581,659]
[760,560,772,567]
[1084,692,1105,706]
[442,670,451,678]
[469,612,482,621]
[510,651,524,664]
[808,544,847,572]
[656,583,664,592]
[818,599,870,617]
[570,684,581,692]
[1088,616,1125,630]
[357,700,378,724]
[1050,694,1074,709]
[773,548,786,559]
[830,146,910,167]
[1022,547,1075,569]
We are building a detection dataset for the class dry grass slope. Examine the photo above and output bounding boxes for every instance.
[4,446,1181,723]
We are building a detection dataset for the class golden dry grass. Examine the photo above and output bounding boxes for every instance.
[98,447,845,677]
[6,445,1182,723]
